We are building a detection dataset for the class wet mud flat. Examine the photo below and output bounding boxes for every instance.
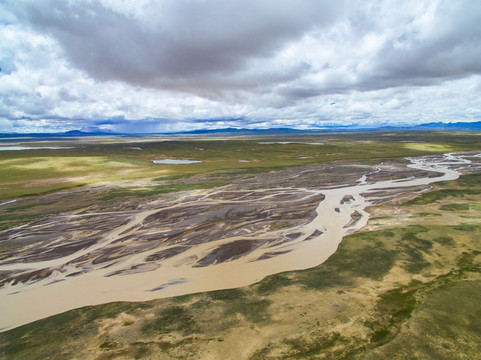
[0,215,129,263]
[0,188,323,287]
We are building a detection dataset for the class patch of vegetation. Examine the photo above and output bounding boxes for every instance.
[99,340,118,350]
[456,250,481,270]
[294,232,396,289]
[365,279,481,360]
[456,173,481,187]
[398,227,433,273]
[209,166,286,177]
[370,328,390,343]
[403,247,430,274]
[378,286,418,325]
[404,188,481,205]
[0,301,145,359]
[224,298,272,323]
[254,273,293,295]
[451,223,481,232]
[364,244,481,357]
[100,182,227,200]
[208,288,245,301]
[269,220,290,230]
[403,142,453,153]
[170,293,197,304]
[410,212,442,218]
[3,201,55,213]
[141,306,197,335]
[285,332,341,358]
[370,215,392,220]
[432,235,455,247]
[208,288,272,323]
[152,174,192,181]
[0,213,44,231]
[404,173,481,210]
[440,202,477,211]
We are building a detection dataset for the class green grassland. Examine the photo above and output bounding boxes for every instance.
[1,133,480,359]
[1,131,480,200]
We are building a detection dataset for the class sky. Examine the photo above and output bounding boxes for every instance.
[1,0,480,133]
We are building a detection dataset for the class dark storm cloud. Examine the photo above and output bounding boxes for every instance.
[11,0,343,91]
[7,0,481,98]
[366,1,481,88]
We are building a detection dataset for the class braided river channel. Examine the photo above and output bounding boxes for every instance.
[0,152,480,331]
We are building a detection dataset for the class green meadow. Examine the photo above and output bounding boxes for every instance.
[1,131,480,200]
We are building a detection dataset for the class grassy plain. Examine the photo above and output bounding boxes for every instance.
[0,131,481,359]
[1,131,480,201]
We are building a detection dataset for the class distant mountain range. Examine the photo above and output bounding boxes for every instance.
[408,121,481,131]
[179,122,481,135]
[1,121,481,137]
[0,130,123,138]
[177,127,313,135]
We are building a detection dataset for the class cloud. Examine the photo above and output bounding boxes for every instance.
[0,0,480,132]
[368,2,481,86]
[11,0,343,93]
